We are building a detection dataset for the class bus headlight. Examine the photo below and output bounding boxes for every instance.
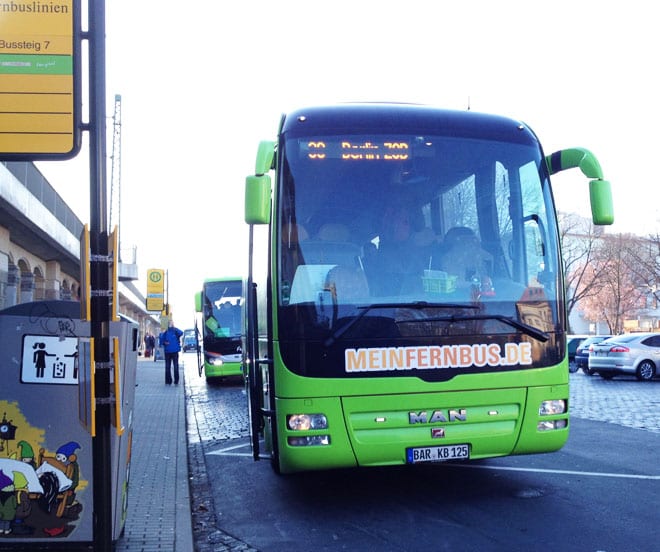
[537,399,567,431]
[538,399,566,416]
[287,435,331,447]
[538,419,568,431]
[205,352,224,366]
[287,414,328,431]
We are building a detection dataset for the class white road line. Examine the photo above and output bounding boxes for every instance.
[454,463,660,480]
[207,442,252,456]
[206,443,660,480]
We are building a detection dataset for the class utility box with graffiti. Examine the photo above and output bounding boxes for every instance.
[0,300,137,545]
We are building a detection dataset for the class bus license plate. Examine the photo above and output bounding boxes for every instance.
[406,444,470,464]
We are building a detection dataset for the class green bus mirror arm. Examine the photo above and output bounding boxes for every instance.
[255,140,276,175]
[546,148,614,226]
[545,147,603,179]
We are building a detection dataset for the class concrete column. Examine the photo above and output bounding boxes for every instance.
[45,260,61,300]
[44,279,61,300]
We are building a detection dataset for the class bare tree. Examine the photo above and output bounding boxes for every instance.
[557,212,608,332]
[578,233,647,334]
[627,232,660,307]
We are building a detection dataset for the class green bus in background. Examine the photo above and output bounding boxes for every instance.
[244,103,614,474]
[194,277,243,383]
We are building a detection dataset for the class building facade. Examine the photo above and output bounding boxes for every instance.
[0,161,160,341]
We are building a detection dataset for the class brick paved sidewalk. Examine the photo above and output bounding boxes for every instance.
[114,357,193,552]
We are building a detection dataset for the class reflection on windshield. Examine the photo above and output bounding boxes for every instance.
[277,132,560,341]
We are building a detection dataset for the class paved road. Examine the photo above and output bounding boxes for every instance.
[182,354,660,551]
[183,356,253,552]
[569,371,660,433]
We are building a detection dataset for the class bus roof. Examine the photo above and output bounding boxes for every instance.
[280,103,538,146]
[202,277,243,284]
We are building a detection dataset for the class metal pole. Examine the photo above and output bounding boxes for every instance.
[88,1,113,550]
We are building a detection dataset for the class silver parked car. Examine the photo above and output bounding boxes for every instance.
[588,332,660,381]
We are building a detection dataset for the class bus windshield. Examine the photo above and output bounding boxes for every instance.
[203,280,242,338]
[277,130,562,377]
[196,277,244,381]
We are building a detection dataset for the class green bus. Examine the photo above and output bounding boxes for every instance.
[244,103,613,474]
[194,277,244,382]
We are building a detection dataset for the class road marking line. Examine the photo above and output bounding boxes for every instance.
[207,442,252,456]
[454,463,660,480]
[206,442,660,480]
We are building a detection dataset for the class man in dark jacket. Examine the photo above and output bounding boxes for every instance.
[159,320,183,384]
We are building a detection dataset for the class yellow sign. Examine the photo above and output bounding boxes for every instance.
[0,0,80,158]
[146,268,165,312]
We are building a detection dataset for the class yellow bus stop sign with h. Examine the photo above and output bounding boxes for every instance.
[146,269,165,312]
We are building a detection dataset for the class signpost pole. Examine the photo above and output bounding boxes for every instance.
[88,1,112,550]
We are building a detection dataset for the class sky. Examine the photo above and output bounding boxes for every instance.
[36,0,660,325]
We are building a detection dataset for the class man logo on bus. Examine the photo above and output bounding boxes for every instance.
[409,409,467,424]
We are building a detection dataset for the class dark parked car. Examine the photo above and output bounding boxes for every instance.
[574,335,612,375]
[182,333,199,352]
[588,332,660,381]
[567,335,589,373]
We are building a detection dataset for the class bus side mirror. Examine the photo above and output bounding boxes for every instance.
[589,178,614,226]
[245,174,271,224]
[194,291,202,313]
[245,140,275,225]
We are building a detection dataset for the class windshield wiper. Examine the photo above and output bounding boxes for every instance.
[398,313,550,342]
[323,301,479,347]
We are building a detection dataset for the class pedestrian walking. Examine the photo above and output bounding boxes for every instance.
[159,321,183,384]
[144,333,156,358]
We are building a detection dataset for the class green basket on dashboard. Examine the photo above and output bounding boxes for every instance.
[422,270,457,294]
